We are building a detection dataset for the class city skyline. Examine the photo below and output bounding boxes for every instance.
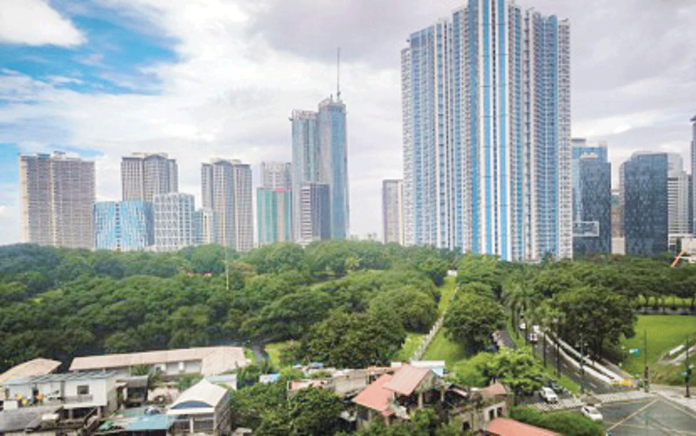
[1,1,696,245]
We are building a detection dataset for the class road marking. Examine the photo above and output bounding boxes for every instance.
[614,423,696,435]
[607,398,658,430]
[655,393,696,421]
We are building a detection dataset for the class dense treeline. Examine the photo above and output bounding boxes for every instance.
[0,241,452,372]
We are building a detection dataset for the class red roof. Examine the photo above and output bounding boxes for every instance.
[353,374,395,416]
[383,365,431,396]
[486,418,561,436]
[481,382,507,398]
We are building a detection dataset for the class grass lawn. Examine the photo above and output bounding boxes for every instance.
[395,332,426,361]
[621,315,696,377]
[422,330,467,367]
[264,341,291,368]
[438,275,458,314]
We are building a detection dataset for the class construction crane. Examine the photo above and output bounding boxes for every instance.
[672,238,696,268]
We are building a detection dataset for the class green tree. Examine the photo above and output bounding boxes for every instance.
[485,347,544,405]
[444,293,505,353]
[369,286,438,333]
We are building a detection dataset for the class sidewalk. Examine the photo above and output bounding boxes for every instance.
[652,384,696,413]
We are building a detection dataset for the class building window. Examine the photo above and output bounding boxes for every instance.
[77,385,89,395]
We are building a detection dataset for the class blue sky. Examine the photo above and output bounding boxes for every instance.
[1,0,696,246]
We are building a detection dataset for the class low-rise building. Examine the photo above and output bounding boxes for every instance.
[70,347,250,379]
[167,380,231,436]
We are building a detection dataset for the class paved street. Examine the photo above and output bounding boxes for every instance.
[603,397,696,435]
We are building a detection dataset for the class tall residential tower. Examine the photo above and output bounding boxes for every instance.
[257,162,293,245]
[382,179,404,245]
[20,152,95,249]
[121,153,178,202]
[402,0,571,261]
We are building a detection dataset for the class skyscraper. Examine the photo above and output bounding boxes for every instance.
[621,152,668,257]
[401,0,571,262]
[298,183,331,242]
[382,179,404,245]
[201,159,254,252]
[667,153,692,236]
[194,208,216,245]
[261,162,292,190]
[692,115,696,234]
[291,95,348,242]
[153,193,195,252]
[94,201,153,251]
[571,140,611,256]
[257,162,293,245]
[20,152,95,249]
[121,153,178,202]
[573,155,611,256]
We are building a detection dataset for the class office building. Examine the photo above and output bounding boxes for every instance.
[20,152,95,249]
[382,179,404,245]
[571,140,610,256]
[194,208,217,245]
[257,161,293,245]
[153,193,195,252]
[121,153,178,202]
[667,153,692,235]
[201,159,254,252]
[611,189,622,237]
[298,183,331,243]
[94,201,153,251]
[692,115,696,234]
[291,95,349,242]
[621,152,668,257]
[257,188,293,245]
[573,156,611,256]
[402,0,572,261]
[261,162,292,189]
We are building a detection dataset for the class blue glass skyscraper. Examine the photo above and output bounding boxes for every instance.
[94,201,153,251]
[402,0,572,261]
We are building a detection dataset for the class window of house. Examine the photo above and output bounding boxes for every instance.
[489,409,495,421]
[77,385,89,395]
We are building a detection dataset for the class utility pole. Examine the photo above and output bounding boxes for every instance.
[543,330,547,368]
[686,335,691,398]
[644,330,649,393]
[580,333,585,394]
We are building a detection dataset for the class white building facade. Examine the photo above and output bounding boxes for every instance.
[382,179,404,245]
[402,0,572,261]
[121,153,178,202]
[154,193,195,252]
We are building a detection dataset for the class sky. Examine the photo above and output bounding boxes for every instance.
[1,0,695,246]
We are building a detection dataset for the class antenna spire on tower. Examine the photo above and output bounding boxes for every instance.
[336,47,341,101]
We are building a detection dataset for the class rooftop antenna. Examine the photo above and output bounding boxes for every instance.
[336,47,341,101]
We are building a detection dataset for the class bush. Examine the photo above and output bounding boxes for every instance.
[510,406,605,436]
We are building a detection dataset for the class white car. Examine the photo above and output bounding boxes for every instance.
[539,387,558,403]
[581,405,603,421]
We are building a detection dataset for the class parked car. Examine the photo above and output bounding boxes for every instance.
[581,405,603,421]
[547,380,564,395]
[539,387,558,403]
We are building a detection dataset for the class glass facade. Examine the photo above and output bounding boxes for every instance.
[402,0,571,261]
[257,188,292,245]
[573,157,611,256]
[94,201,153,251]
[621,153,668,257]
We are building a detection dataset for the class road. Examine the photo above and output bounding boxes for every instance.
[501,327,617,394]
[603,397,696,435]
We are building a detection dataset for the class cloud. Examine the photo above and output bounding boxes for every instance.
[2,0,696,245]
[0,0,86,47]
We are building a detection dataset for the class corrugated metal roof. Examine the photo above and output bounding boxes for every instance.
[0,359,61,384]
[0,406,62,433]
[70,346,250,376]
[486,418,561,436]
[168,379,227,412]
[3,371,117,386]
[352,374,394,416]
[382,365,431,396]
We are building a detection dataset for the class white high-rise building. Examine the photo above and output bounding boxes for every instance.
[20,152,95,249]
[121,153,178,202]
[667,153,691,236]
[382,179,404,245]
[201,159,253,252]
[402,0,571,262]
[153,193,195,252]
[194,208,217,245]
[261,162,292,189]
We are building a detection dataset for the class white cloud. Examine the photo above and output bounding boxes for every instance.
[2,0,696,245]
[0,0,86,47]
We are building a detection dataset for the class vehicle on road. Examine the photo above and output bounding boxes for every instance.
[539,387,558,403]
[547,380,564,395]
[581,405,603,421]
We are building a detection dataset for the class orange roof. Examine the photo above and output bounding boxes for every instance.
[481,382,507,398]
[353,374,395,416]
[383,365,431,396]
[486,418,561,436]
